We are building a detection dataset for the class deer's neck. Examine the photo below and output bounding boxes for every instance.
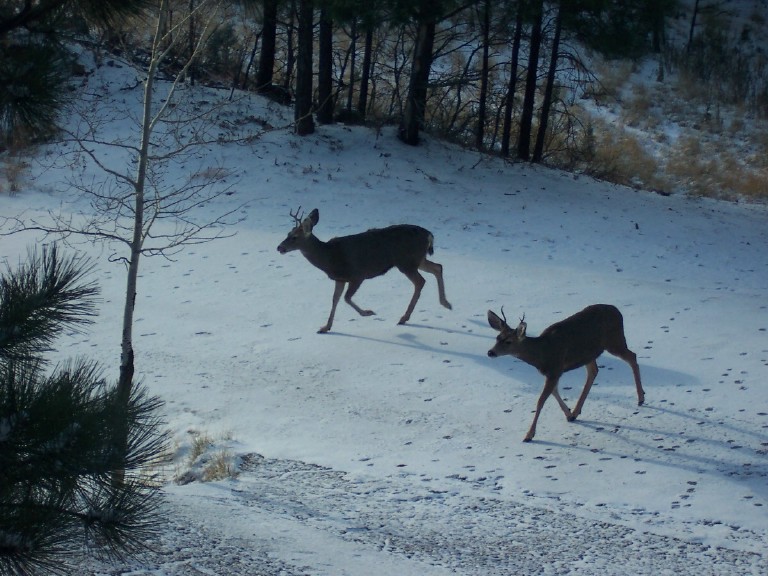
[299,235,337,275]
[514,337,552,374]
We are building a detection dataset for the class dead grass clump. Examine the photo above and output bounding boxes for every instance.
[1,154,30,195]
[175,429,239,484]
[719,156,768,201]
[582,123,660,191]
[621,84,660,130]
[201,450,236,482]
[665,137,768,200]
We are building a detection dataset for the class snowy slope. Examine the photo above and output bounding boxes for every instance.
[1,53,767,575]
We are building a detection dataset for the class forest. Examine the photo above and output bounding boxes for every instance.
[2,0,767,200]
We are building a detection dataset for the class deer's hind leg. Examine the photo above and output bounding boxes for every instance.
[570,360,599,421]
[419,259,452,310]
[608,343,645,406]
[398,269,426,325]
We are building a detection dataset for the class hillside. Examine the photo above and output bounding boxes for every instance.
[2,46,767,574]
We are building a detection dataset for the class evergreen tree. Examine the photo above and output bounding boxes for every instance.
[0,0,152,147]
[0,245,168,575]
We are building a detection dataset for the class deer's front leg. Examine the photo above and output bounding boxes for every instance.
[344,279,375,317]
[524,376,559,442]
[319,281,345,333]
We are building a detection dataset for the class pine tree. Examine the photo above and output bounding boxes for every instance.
[0,245,168,575]
[0,0,153,147]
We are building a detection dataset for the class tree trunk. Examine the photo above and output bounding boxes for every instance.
[188,0,196,85]
[284,1,296,92]
[532,2,562,163]
[346,19,358,112]
[115,0,169,486]
[294,0,315,135]
[357,27,374,120]
[687,0,700,53]
[517,0,543,161]
[256,0,278,90]
[317,7,334,124]
[398,14,436,146]
[501,2,523,157]
[475,0,491,150]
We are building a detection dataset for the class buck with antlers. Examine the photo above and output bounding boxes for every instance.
[277,208,452,333]
[487,304,644,442]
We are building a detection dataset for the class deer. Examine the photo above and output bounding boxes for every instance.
[277,208,452,333]
[486,304,644,442]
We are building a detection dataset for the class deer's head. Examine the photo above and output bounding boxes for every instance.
[277,207,319,254]
[487,308,527,358]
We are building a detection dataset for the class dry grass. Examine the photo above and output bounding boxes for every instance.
[581,120,661,192]
[571,52,768,203]
[664,136,768,200]
[1,154,29,195]
[201,450,236,482]
[175,429,238,484]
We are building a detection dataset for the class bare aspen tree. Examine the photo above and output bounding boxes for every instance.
[3,0,251,409]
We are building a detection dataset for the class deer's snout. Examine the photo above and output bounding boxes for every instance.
[487,350,497,358]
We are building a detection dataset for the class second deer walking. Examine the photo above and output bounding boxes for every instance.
[277,208,452,333]
[487,304,644,442]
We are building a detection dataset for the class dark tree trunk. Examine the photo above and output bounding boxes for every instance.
[346,19,358,112]
[188,0,196,85]
[501,1,524,156]
[357,27,374,120]
[240,29,262,90]
[256,0,278,91]
[532,2,562,163]
[294,0,315,135]
[687,0,700,52]
[475,0,491,150]
[317,7,334,124]
[284,1,296,92]
[398,14,436,146]
[517,0,544,161]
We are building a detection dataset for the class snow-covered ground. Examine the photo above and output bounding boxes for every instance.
[1,53,767,575]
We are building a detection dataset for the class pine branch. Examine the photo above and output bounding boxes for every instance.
[0,245,100,363]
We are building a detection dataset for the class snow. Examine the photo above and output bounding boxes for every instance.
[1,52,767,575]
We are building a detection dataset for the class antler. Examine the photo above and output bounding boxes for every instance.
[289,206,304,225]
[500,306,508,325]
[519,313,525,325]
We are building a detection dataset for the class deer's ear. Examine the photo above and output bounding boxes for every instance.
[516,321,527,339]
[301,210,318,235]
[488,310,504,331]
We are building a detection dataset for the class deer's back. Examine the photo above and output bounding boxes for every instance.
[539,304,625,373]
[325,225,432,280]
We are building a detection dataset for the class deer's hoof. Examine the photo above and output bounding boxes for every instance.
[361,310,375,317]
[568,415,578,422]
[442,300,453,310]
[523,436,533,442]
[317,326,331,334]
